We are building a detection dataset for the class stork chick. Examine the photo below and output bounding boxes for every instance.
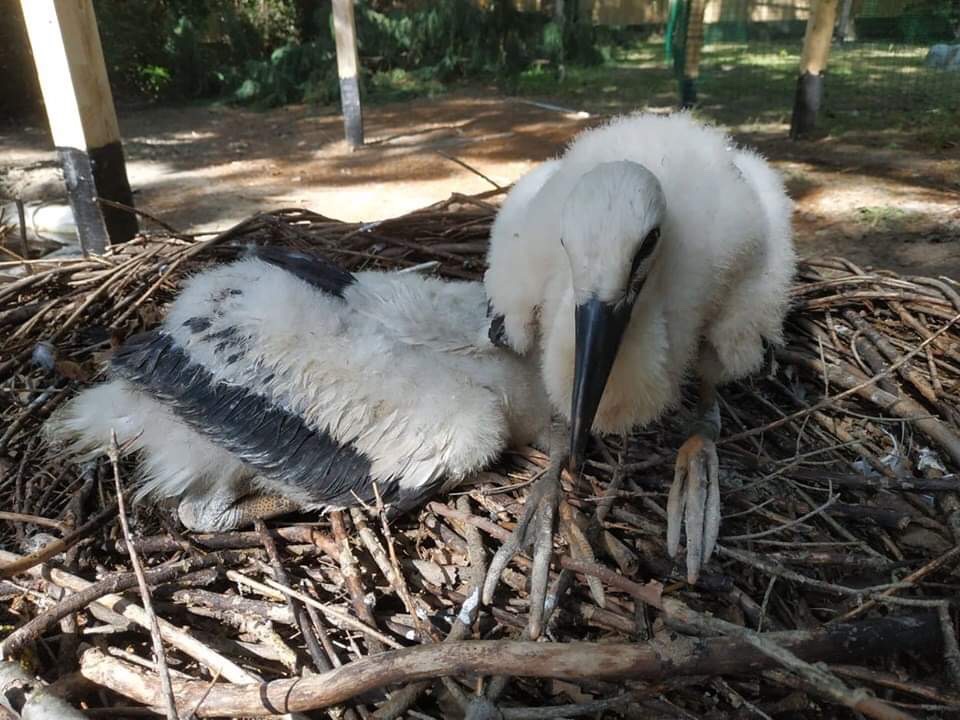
[484,113,794,615]
[47,248,551,531]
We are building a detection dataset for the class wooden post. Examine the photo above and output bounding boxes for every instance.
[553,0,566,79]
[680,0,706,108]
[332,0,364,148]
[835,0,856,42]
[20,0,137,254]
[790,0,840,139]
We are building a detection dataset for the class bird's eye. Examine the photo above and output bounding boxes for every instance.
[629,227,660,277]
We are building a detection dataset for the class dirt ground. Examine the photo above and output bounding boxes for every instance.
[2,91,958,277]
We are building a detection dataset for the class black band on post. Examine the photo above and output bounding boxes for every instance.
[339,75,364,149]
[57,141,137,254]
[789,71,824,140]
[680,76,698,108]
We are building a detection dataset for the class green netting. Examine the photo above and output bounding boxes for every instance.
[662,0,960,128]
[694,38,960,120]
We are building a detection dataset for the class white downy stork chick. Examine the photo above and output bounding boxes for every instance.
[47,248,551,531]
[484,112,795,597]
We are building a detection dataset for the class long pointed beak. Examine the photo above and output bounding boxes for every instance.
[570,296,633,472]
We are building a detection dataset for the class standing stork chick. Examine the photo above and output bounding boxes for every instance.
[47,248,551,531]
[484,113,794,606]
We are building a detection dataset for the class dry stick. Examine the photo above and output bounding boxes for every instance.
[722,311,960,447]
[0,504,117,579]
[351,508,433,645]
[843,309,942,408]
[830,664,960,705]
[78,614,941,717]
[0,550,257,685]
[717,545,910,598]
[0,659,88,719]
[779,349,960,466]
[124,525,339,558]
[109,435,179,720]
[433,150,503,190]
[568,552,913,720]
[330,510,385,655]
[227,571,403,650]
[374,489,437,642]
[660,598,916,720]
[372,496,488,720]
[96,197,190,240]
[254,520,328,674]
[172,589,294,626]
[0,511,69,531]
[110,213,265,329]
[937,604,960,690]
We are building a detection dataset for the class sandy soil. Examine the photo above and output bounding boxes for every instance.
[1,92,958,277]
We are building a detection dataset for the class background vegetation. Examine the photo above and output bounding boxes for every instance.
[90,0,608,108]
[2,0,955,148]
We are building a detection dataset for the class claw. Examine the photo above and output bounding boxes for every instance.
[668,436,721,584]
[703,447,721,562]
[481,463,562,639]
[527,480,557,638]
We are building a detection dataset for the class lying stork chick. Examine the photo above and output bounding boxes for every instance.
[47,247,551,532]
[483,112,795,625]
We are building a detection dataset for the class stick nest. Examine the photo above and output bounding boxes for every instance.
[1,195,959,718]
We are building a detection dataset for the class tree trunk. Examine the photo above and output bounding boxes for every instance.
[790,0,840,139]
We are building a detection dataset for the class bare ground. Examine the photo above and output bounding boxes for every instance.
[1,91,958,276]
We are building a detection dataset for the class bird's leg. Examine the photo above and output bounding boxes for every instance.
[178,480,301,532]
[667,360,722,584]
[482,421,568,639]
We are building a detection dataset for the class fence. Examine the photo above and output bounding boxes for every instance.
[672,0,960,131]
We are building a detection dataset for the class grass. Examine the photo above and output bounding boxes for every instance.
[507,38,960,149]
[853,206,926,231]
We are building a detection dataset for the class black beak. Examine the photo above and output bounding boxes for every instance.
[569,296,634,472]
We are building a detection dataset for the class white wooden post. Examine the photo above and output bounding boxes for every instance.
[20,0,137,254]
[333,0,364,148]
[790,0,840,139]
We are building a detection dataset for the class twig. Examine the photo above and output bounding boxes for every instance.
[0,549,258,684]
[0,504,117,579]
[330,510,385,654]
[833,544,960,622]
[662,597,916,720]
[434,151,502,190]
[937,603,960,690]
[722,311,960,446]
[109,433,178,720]
[227,571,403,649]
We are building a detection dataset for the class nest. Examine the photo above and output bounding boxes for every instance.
[0,194,959,719]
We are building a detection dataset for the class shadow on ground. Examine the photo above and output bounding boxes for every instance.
[1,86,957,278]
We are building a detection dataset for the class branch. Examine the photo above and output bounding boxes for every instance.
[79,615,941,717]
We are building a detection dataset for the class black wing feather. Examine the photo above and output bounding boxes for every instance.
[251,246,356,298]
[111,331,398,508]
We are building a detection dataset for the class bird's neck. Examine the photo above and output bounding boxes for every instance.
[541,284,677,434]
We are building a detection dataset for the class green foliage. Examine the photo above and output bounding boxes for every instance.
[94,0,301,101]
[230,42,338,108]
[93,0,606,108]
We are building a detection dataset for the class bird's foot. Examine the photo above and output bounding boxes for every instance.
[482,460,562,639]
[178,492,301,532]
[667,434,720,584]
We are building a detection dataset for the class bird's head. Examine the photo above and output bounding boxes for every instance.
[560,160,666,471]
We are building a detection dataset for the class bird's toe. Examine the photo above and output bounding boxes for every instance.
[670,435,721,584]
